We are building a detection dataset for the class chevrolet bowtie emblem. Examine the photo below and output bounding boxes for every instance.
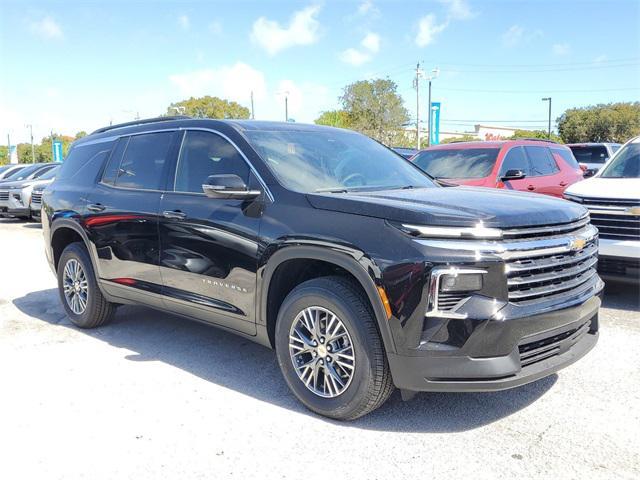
[626,206,640,215]
[569,238,586,251]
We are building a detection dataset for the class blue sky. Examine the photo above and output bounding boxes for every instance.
[1,0,639,143]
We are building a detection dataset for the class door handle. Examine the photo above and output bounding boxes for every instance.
[162,210,186,220]
[559,181,568,187]
[87,203,105,212]
[527,185,535,191]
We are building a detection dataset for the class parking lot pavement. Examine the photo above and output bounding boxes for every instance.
[0,218,638,480]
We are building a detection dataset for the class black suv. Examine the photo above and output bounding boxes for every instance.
[42,117,603,419]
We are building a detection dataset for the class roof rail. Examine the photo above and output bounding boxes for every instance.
[91,116,191,135]
[517,137,558,144]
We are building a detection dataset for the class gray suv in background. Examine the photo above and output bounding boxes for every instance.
[567,143,621,176]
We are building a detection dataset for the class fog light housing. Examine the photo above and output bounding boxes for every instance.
[441,273,483,292]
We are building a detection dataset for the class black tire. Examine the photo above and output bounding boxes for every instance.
[275,276,394,420]
[57,242,115,328]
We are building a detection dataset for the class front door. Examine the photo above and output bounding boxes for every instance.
[158,130,264,335]
[523,145,564,197]
[86,131,180,307]
[497,146,531,193]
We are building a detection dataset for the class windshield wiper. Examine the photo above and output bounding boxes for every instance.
[315,187,349,193]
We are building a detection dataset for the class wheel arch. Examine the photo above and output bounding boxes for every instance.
[258,245,397,354]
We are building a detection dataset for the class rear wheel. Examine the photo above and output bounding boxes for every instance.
[57,242,115,328]
[275,276,394,420]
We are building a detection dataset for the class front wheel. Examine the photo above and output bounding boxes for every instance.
[275,276,394,420]
[57,242,115,328]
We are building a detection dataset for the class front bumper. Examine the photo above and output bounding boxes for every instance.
[388,291,601,392]
[0,190,30,218]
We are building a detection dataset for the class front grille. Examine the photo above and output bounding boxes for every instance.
[566,195,640,240]
[502,217,599,305]
[519,320,591,367]
[598,256,640,277]
[589,212,640,240]
[0,191,8,201]
[31,192,42,205]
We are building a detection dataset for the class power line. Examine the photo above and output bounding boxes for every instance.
[426,57,640,68]
[437,86,640,94]
[439,62,639,74]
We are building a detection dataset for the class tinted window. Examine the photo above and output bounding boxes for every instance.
[244,129,434,193]
[500,147,529,175]
[115,132,175,190]
[32,164,57,179]
[525,146,559,176]
[175,131,250,193]
[600,143,640,178]
[57,141,115,181]
[569,145,609,164]
[5,164,45,181]
[101,138,128,186]
[0,165,24,179]
[37,166,59,180]
[412,148,499,179]
[611,145,621,153]
[552,148,580,169]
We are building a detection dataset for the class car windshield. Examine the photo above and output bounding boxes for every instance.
[599,142,640,178]
[569,145,609,164]
[37,166,59,180]
[412,148,500,178]
[243,128,435,193]
[3,164,42,181]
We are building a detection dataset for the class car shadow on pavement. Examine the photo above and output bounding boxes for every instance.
[602,281,640,312]
[14,288,561,433]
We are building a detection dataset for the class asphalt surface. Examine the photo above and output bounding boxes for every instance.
[0,218,639,479]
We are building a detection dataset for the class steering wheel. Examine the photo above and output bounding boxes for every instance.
[341,172,366,187]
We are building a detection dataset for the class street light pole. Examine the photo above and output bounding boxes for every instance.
[542,97,552,139]
[285,94,289,122]
[414,63,423,149]
[26,124,35,163]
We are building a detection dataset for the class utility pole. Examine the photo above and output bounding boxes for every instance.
[285,94,289,122]
[542,97,552,139]
[413,63,424,149]
[250,91,255,119]
[26,124,35,163]
[7,134,11,164]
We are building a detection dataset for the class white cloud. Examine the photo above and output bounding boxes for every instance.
[502,24,524,47]
[178,14,190,30]
[29,16,62,39]
[357,0,380,17]
[552,43,571,56]
[440,0,474,20]
[169,62,267,106]
[250,5,321,55]
[361,32,380,53]
[415,14,449,47]
[274,80,330,122]
[594,54,607,63]
[340,32,381,66]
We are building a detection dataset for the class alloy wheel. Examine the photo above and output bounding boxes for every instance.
[63,258,89,315]
[288,306,355,398]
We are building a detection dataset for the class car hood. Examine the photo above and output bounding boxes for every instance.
[565,177,640,200]
[306,186,587,228]
[0,179,44,189]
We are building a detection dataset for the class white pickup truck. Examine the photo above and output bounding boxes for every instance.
[564,136,640,284]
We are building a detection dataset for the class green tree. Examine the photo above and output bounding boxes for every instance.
[75,131,88,140]
[440,134,478,144]
[557,102,640,143]
[338,78,410,145]
[508,129,563,143]
[0,146,8,165]
[314,109,352,128]
[166,96,250,119]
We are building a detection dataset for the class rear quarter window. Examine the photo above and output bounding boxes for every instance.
[552,148,580,169]
[56,140,115,183]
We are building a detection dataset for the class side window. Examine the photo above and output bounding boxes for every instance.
[115,132,175,190]
[57,141,115,181]
[552,148,579,169]
[500,147,529,175]
[101,138,128,186]
[32,165,57,179]
[525,146,559,176]
[174,131,250,193]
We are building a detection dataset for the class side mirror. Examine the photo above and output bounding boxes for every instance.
[583,169,596,178]
[501,169,526,181]
[202,174,261,200]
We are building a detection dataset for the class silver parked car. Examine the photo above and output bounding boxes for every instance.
[567,143,621,176]
[0,164,59,219]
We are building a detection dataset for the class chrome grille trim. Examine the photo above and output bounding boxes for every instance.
[0,190,9,201]
[501,215,589,238]
[507,256,598,287]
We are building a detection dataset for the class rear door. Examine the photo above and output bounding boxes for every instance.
[158,129,264,335]
[523,145,563,197]
[86,130,180,307]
